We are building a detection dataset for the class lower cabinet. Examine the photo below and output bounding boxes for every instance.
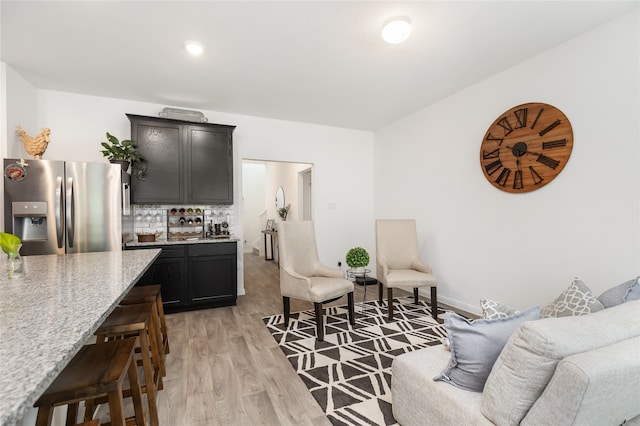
[128,242,237,313]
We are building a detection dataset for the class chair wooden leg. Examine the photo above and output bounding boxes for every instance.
[413,288,419,304]
[431,287,438,320]
[387,288,394,320]
[347,292,355,325]
[283,296,291,327]
[35,406,53,426]
[314,302,324,342]
[107,386,126,426]
[378,281,384,303]
[65,402,79,425]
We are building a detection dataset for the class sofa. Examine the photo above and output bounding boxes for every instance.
[392,298,640,425]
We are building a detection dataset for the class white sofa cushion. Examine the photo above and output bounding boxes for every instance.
[522,336,640,426]
[481,299,640,426]
[392,345,493,426]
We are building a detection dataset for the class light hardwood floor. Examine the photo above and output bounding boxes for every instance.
[155,253,421,425]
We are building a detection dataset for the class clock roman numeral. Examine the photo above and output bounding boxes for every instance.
[531,108,544,129]
[485,133,504,146]
[529,166,543,185]
[497,117,513,136]
[542,139,567,149]
[495,168,511,187]
[482,148,500,159]
[513,170,523,189]
[485,159,503,176]
[514,108,528,128]
[539,119,561,136]
[537,154,560,169]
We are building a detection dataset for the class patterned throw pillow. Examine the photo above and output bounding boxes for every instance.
[480,298,519,319]
[541,278,605,318]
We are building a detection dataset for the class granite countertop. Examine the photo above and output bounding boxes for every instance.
[126,236,239,247]
[0,249,161,426]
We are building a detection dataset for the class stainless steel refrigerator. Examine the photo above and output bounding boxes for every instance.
[3,158,133,256]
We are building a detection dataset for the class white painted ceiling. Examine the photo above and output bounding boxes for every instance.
[1,1,637,130]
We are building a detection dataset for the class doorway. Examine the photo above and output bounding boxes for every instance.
[242,159,313,255]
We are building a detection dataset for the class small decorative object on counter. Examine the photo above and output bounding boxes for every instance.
[16,126,51,159]
[0,232,24,278]
[136,231,163,243]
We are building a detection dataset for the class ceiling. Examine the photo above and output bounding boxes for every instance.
[1,1,637,131]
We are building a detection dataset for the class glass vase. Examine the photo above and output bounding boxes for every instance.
[7,245,24,279]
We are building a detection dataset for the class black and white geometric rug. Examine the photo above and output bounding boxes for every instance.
[263,297,448,426]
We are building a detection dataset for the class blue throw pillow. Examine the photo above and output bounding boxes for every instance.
[433,305,541,392]
[598,276,640,308]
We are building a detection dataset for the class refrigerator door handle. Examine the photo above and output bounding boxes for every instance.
[66,177,75,248]
[122,182,131,216]
[55,176,64,248]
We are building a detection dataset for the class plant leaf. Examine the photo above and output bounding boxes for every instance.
[0,232,21,256]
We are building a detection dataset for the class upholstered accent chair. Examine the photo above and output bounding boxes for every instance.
[278,221,355,341]
[375,219,438,320]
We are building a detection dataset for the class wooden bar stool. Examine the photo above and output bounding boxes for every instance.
[94,304,162,426]
[33,338,145,426]
[120,285,170,372]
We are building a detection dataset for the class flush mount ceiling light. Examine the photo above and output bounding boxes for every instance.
[382,16,412,44]
[184,40,206,56]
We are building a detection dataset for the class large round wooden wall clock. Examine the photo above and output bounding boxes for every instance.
[480,102,573,193]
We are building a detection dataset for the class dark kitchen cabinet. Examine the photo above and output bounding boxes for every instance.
[131,245,187,310]
[128,241,237,313]
[187,243,237,306]
[127,114,235,204]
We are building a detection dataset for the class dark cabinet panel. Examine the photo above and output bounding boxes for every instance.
[187,243,237,305]
[128,242,237,313]
[127,114,234,204]
[132,245,187,309]
[188,127,233,204]
[129,118,183,203]
[140,259,186,306]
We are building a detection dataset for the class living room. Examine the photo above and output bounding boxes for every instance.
[1,2,638,425]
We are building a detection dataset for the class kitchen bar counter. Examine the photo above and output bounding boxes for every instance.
[126,236,239,248]
[0,249,161,426]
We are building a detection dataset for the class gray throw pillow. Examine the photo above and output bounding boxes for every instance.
[597,276,640,308]
[480,297,519,319]
[540,278,605,318]
[433,305,541,392]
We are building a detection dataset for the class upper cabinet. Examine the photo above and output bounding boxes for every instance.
[127,114,235,204]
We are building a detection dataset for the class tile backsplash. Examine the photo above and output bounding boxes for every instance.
[133,204,235,239]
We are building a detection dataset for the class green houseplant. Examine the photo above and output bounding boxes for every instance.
[346,247,370,270]
[0,232,23,278]
[100,132,146,178]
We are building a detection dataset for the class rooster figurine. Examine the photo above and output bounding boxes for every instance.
[16,126,51,159]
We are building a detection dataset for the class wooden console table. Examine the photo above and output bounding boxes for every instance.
[261,230,278,266]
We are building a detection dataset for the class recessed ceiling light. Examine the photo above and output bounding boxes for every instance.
[184,41,206,56]
[382,16,412,44]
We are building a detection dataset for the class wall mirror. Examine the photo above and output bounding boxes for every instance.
[275,186,285,210]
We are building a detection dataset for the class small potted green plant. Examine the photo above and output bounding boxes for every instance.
[278,204,291,221]
[100,132,146,178]
[346,247,370,273]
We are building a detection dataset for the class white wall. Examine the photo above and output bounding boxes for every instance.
[33,91,375,292]
[3,64,38,159]
[242,162,267,253]
[374,10,640,314]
